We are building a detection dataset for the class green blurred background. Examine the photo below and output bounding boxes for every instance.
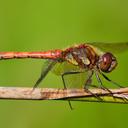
[0,0,128,128]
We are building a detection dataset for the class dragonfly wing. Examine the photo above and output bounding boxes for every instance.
[52,61,90,88]
[87,42,128,54]
[52,61,85,75]
[34,59,57,88]
[63,71,90,88]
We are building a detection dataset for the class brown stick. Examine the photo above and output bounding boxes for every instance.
[0,87,128,103]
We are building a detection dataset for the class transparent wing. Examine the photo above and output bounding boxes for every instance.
[63,71,89,88]
[34,59,57,88]
[87,42,128,54]
[52,61,89,88]
[52,61,84,75]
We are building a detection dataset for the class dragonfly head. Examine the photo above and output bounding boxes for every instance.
[98,52,117,73]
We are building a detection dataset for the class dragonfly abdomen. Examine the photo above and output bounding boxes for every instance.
[0,50,62,60]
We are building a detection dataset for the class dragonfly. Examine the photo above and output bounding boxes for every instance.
[0,42,128,108]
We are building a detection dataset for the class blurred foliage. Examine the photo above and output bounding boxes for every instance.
[0,0,128,128]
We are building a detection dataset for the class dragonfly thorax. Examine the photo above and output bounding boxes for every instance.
[62,44,117,73]
[97,52,117,73]
[62,44,98,69]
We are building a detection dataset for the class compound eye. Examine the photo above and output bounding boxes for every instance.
[98,52,117,73]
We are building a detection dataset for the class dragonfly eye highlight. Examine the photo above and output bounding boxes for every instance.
[98,52,117,73]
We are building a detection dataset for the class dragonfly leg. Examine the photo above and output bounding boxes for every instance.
[100,72,128,102]
[84,71,93,89]
[94,71,115,98]
[84,71,103,101]
[62,71,82,110]
[61,71,82,89]
[95,71,128,102]
[100,72,124,88]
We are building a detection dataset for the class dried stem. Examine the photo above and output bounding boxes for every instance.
[0,87,128,103]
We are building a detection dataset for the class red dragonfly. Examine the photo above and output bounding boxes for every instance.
[0,42,128,108]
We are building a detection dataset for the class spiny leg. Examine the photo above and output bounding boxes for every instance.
[100,72,128,101]
[62,71,82,110]
[100,72,124,88]
[95,71,128,102]
[62,71,103,103]
[94,71,114,97]
[84,71,94,89]
[84,71,103,101]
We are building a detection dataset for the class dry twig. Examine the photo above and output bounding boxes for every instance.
[0,87,128,103]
